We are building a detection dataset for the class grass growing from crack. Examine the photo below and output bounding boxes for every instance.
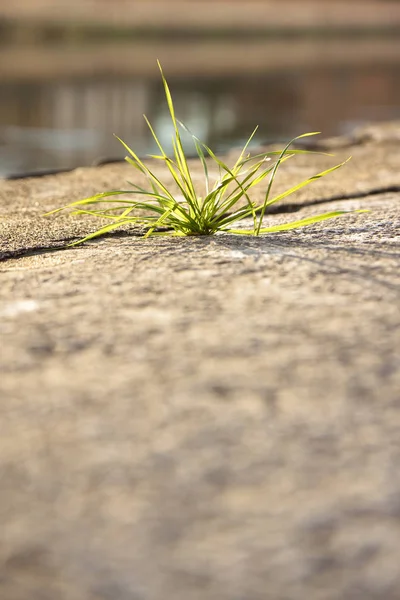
[47,62,367,244]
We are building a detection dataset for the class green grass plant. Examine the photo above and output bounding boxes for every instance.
[48,62,367,244]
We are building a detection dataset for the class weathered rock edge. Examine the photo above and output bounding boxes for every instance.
[0,126,399,600]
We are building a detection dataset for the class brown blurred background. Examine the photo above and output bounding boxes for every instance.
[0,0,399,176]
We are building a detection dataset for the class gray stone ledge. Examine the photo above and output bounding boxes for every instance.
[0,124,399,600]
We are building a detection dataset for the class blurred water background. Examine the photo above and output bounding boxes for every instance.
[0,0,399,177]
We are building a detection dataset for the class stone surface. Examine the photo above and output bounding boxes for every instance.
[0,127,399,600]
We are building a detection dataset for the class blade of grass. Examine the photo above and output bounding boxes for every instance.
[67,219,141,246]
[226,209,369,235]
[158,62,199,213]
[256,132,321,235]
[264,158,351,209]
[178,119,210,197]
[144,115,199,214]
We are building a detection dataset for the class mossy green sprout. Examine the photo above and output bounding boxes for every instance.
[47,61,367,244]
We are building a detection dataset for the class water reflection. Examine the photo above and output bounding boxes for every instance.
[1,59,399,176]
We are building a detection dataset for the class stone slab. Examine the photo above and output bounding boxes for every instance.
[0,128,399,599]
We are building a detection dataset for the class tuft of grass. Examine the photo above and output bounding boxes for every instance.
[47,61,367,244]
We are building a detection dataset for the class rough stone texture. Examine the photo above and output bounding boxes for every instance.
[0,125,399,600]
